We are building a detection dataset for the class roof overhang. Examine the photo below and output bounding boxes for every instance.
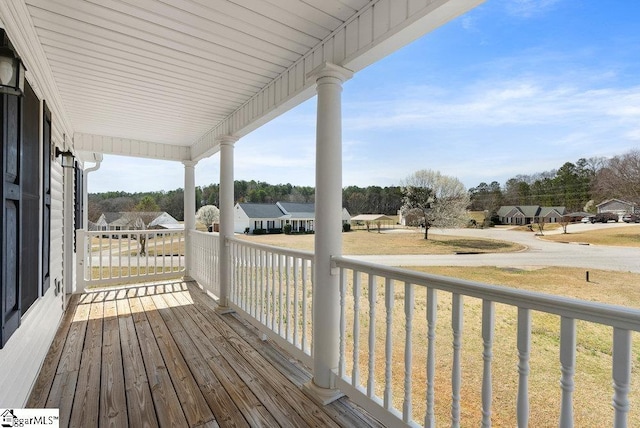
[0,0,484,162]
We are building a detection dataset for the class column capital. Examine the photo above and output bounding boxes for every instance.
[182,160,198,168]
[307,62,353,83]
[216,135,239,147]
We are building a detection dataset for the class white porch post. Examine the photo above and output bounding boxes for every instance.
[218,135,238,309]
[183,160,197,280]
[304,62,352,403]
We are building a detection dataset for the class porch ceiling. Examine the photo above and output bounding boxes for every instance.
[0,0,483,161]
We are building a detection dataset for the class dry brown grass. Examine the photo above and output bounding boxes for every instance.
[541,224,640,247]
[238,229,525,255]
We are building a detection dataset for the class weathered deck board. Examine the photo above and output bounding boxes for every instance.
[27,294,81,408]
[27,280,382,428]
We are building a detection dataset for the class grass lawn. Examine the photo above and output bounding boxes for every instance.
[238,228,525,254]
[541,224,640,247]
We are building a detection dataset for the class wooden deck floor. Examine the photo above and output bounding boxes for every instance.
[27,281,383,428]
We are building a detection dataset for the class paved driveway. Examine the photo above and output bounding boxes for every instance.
[349,224,640,273]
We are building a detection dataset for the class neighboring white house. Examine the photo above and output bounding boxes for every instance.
[234,202,350,234]
[93,211,180,231]
[597,199,637,218]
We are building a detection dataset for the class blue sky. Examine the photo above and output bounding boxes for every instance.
[91,0,640,193]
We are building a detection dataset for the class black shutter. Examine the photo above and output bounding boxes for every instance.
[21,82,40,311]
[42,102,51,294]
[1,93,22,348]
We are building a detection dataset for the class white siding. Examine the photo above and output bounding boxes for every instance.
[0,162,65,407]
[234,205,251,234]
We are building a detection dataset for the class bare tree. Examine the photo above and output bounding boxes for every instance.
[558,215,571,234]
[593,150,640,203]
[401,170,470,239]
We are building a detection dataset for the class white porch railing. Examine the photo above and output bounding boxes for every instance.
[76,229,185,289]
[185,236,639,427]
[188,230,220,297]
[227,237,314,366]
[332,256,640,428]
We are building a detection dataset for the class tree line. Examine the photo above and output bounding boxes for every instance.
[469,150,640,216]
[89,149,640,222]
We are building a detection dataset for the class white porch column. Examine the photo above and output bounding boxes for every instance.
[183,160,197,280]
[304,62,353,403]
[218,135,238,309]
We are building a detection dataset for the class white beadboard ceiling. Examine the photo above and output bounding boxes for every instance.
[2,0,483,160]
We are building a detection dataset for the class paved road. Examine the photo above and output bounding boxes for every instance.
[349,223,640,273]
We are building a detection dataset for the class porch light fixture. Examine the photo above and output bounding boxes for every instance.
[55,147,75,168]
[0,29,25,96]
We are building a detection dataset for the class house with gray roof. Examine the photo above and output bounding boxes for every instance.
[234,202,350,234]
[497,205,566,225]
[93,212,179,231]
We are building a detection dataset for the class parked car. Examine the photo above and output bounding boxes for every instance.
[591,212,619,223]
[622,214,640,223]
[581,216,593,223]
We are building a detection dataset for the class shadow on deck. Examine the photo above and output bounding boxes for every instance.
[27,281,383,427]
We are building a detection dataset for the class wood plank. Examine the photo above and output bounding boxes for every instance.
[56,301,91,374]
[27,293,81,407]
[167,290,279,427]
[100,298,128,428]
[140,294,215,427]
[181,289,318,428]
[157,292,251,428]
[45,370,78,428]
[222,312,386,428]
[184,283,384,428]
[130,296,189,427]
[68,346,102,427]
[116,297,159,428]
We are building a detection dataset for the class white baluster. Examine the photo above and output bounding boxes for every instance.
[482,300,494,428]
[612,328,632,428]
[384,278,394,409]
[425,287,437,428]
[339,267,347,377]
[278,254,283,335]
[293,256,299,347]
[451,293,463,427]
[403,282,414,424]
[517,308,531,428]
[352,270,361,387]
[302,259,308,354]
[367,274,377,398]
[559,317,576,428]
[285,255,291,341]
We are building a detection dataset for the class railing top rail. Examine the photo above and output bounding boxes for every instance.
[333,255,640,331]
[227,236,314,259]
[83,229,184,235]
[190,230,219,237]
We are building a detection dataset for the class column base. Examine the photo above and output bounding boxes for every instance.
[215,305,235,315]
[302,380,344,405]
[182,275,194,282]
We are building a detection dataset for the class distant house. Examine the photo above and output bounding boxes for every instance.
[596,199,637,219]
[497,205,567,225]
[351,214,395,230]
[234,202,351,234]
[93,211,180,231]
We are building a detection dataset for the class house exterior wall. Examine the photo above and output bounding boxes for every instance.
[234,206,251,233]
[597,200,634,217]
[0,158,65,407]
